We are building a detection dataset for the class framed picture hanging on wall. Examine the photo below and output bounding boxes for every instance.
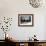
[18,14,34,27]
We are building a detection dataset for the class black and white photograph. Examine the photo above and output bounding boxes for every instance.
[18,14,34,26]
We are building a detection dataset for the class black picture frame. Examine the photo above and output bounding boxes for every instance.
[18,14,34,27]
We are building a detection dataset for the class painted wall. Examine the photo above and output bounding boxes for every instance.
[0,0,46,40]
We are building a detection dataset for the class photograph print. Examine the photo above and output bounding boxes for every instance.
[18,14,34,26]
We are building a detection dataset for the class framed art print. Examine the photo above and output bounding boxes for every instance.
[18,14,34,27]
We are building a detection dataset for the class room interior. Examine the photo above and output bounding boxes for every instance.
[0,0,46,46]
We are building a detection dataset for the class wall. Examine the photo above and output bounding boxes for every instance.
[0,0,46,40]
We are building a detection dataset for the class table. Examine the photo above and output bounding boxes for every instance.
[5,39,46,46]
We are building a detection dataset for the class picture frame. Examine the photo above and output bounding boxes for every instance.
[18,14,34,27]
